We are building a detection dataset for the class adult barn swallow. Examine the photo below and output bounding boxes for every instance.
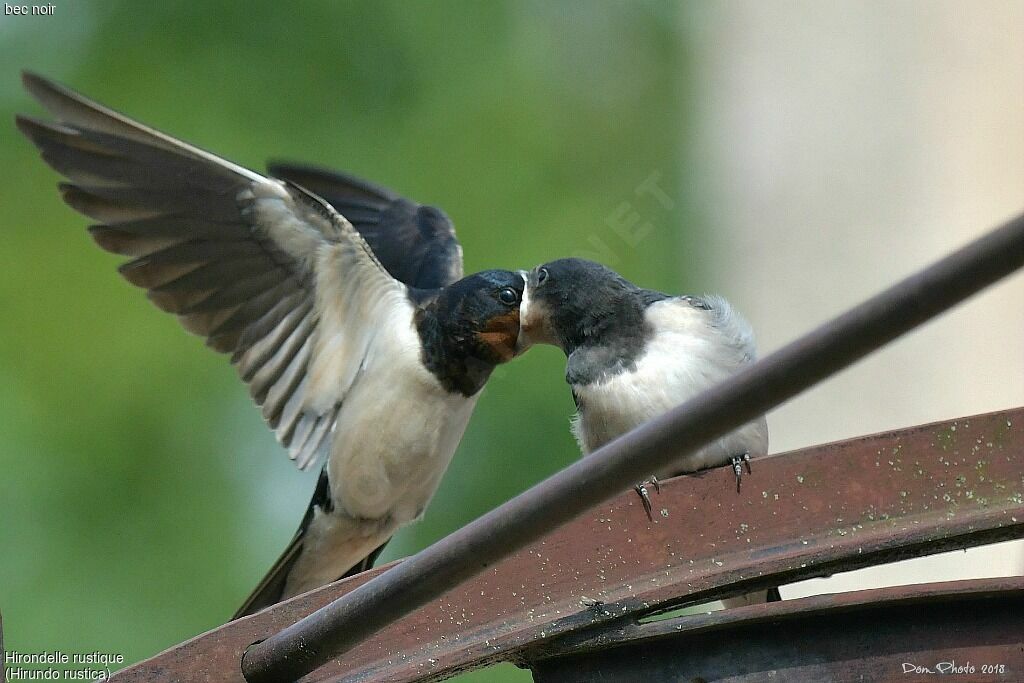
[17,73,525,618]
[517,258,769,516]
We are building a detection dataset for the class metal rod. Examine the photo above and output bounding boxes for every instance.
[241,212,1024,682]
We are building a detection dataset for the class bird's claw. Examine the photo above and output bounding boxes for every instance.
[731,453,752,493]
[635,477,660,522]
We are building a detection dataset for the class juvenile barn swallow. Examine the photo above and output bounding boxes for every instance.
[517,258,778,606]
[17,73,526,618]
[517,258,769,517]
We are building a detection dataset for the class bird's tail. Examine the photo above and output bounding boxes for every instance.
[232,526,306,620]
[231,471,389,620]
[232,530,388,620]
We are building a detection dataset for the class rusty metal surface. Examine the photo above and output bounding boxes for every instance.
[112,407,1024,682]
[529,578,1024,683]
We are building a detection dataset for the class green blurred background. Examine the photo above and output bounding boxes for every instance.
[0,1,698,679]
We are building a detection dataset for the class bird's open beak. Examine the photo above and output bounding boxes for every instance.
[515,269,554,354]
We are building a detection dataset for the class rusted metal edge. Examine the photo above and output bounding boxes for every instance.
[111,406,1024,683]
[525,577,1024,659]
[528,578,1024,683]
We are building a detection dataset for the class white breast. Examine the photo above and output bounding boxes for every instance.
[328,313,479,524]
[573,297,768,476]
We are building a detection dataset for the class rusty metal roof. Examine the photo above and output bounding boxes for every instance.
[112,406,1023,682]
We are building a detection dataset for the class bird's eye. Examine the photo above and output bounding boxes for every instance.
[537,267,549,284]
[498,287,519,305]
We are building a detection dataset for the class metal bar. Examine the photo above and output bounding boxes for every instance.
[241,213,1024,682]
[528,578,1024,683]
[112,407,1024,682]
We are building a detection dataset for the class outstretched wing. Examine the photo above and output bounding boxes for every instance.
[18,72,416,472]
[267,162,463,290]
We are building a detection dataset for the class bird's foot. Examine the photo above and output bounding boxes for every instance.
[730,453,752,493]
[635,476,661,521]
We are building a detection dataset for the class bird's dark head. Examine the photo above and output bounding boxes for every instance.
[430,269,526,364]
[518,258,640,354]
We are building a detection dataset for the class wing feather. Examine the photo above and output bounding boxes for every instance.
[268,162,464,290]
[18,72,416,471]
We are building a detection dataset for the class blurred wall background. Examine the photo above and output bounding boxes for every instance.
[1,2,1021,682]
[686,1,1024,596]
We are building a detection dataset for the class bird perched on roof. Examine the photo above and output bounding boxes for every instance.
[517,258,769,519]
[516,258,778,607]
[17,73,527,619]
